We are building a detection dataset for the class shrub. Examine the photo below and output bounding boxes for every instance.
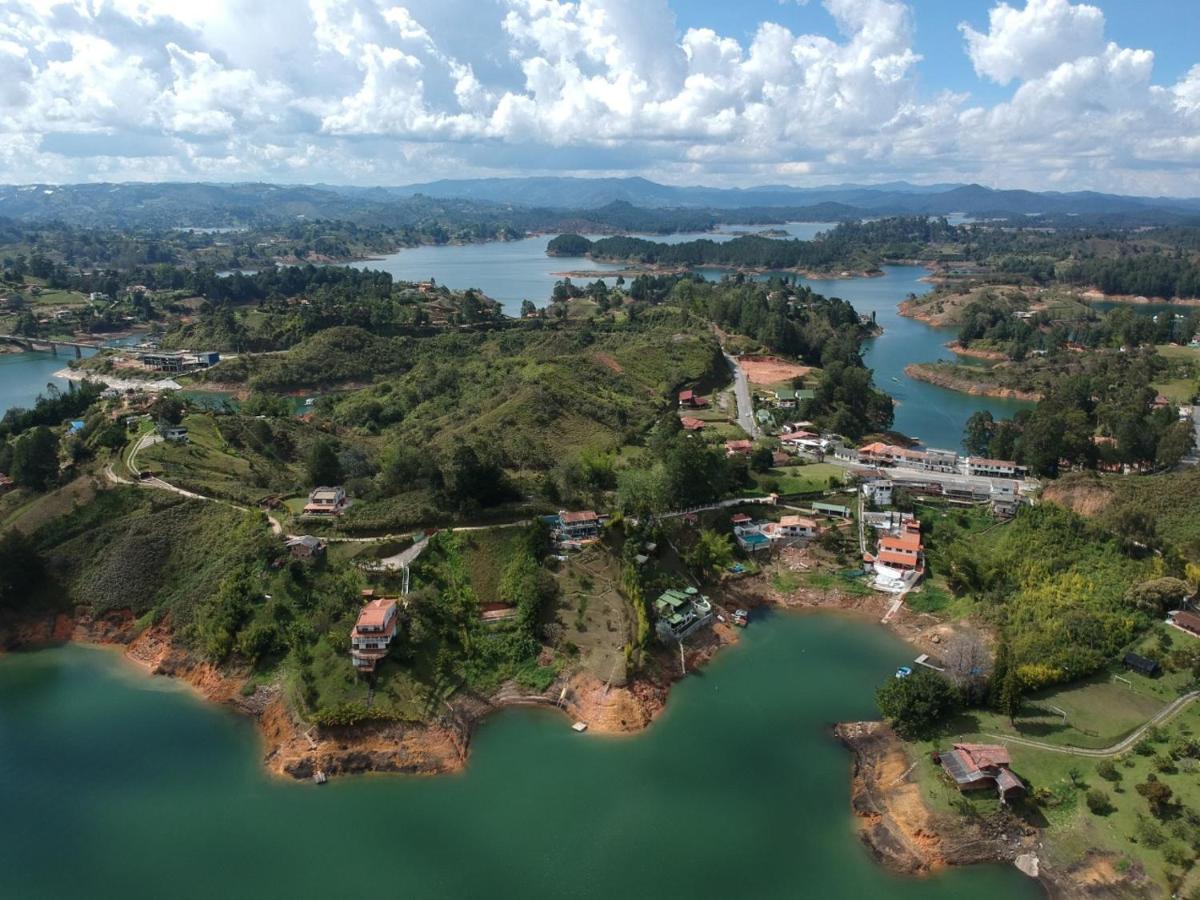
[1086,789,1113,815]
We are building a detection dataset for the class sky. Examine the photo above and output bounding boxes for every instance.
[0,0,1198,195]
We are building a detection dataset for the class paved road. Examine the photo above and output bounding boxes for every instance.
[723,351,758,439]
[1182,406,1200,467]
[984,690,1199,758]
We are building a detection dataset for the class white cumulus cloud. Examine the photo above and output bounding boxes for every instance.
[0,0,1193,194]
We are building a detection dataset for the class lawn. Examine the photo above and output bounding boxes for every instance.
[914,701,1200,895]
[756,462,846,495]
[1155,343,1200,364]
[1151,376,1196,404]
[138,414,260,501]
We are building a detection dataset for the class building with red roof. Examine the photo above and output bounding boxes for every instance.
[351,597,399,673]
[937,743,1025,802]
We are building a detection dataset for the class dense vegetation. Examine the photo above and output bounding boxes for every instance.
[958,348,1194,474]
[549,216,960,273]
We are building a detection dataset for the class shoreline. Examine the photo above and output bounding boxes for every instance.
[4,582,1093,895]
[3,570,941,783]
[904,363,1042,402]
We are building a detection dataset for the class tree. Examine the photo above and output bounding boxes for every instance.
[963,410,995,457]
[749,446,774,473]
[1135,774,1175,818]
[685,530,734,581]
[305,438,342,487]
[1125,577,1190,616]
[942,634,989,705]
[998,665,1024,725]
[10,426,59,491]
[0,531,43,611]
[1155,420,1194,468]
[1086,789,1113,815]
[875,668,960,739]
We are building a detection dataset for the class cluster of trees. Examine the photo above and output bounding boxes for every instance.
[958,297,1200,359]
[963,359,1194,475]
[1059,254,1200,300]
[548,216,961,272]
[0,381,110,492]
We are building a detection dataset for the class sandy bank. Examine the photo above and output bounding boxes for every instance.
[946,342,1008,361]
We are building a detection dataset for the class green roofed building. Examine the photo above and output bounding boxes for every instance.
[653,587,714,642]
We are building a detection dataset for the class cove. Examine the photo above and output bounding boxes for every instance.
[0,614,1039,899]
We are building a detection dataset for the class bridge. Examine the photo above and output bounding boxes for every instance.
[0,334,105,358]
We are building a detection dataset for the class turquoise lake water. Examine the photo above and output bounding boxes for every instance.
[0,613,1041,900]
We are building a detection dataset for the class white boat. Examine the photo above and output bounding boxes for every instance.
[572,721,588,733]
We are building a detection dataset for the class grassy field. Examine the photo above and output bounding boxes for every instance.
[551,544,632,685]
[1151,375,1197,404]
[755,462,846,495]
[1155,343,1200,364]
[914,695,1200,895]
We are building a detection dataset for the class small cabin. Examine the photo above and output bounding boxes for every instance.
[1121,652,1160,677]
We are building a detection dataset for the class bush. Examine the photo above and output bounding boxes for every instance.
[1096,759,1121,782]
[1086,789,1113,815]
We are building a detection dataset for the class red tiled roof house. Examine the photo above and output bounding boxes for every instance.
[351,597,399,673]
[936,743,1025,802]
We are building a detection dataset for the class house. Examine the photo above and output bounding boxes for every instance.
[88,291,107,302]
[733,517,771,552]
[350,597,399,673]
[862,480,893,507]
[653,587,714,641]
[937,744,1025,802]
[286,535,326,559]
[771,387,798,409]
[678,389,708,409]
[1168,610,1200,637]
[680,416,707,431]
[139,350,221,373]
[1122,652,1161,677]
[1151,394,1171,410]
[0,473,13,494]
[963,457,1027,479]
[771,515,819,539]
[920,448,961,474]
[812,502,851,519]
[555,509,601,543]
[162,425,189,442]
[304,486,348,516]
[68,419,86,434]
[865,520,925,592]
[724,439,753,456]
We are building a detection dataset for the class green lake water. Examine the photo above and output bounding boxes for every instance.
[0,614,1040,899]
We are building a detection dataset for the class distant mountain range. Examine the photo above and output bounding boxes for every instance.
[1,178,1198,229]
[384,176,1200,219]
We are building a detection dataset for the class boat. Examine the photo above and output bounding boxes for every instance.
[572,721,588,733]
[894,665,912,679]
[732,608,749,627]
[313,769,327,784]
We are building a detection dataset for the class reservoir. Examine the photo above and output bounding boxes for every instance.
[0,613,1039,900]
